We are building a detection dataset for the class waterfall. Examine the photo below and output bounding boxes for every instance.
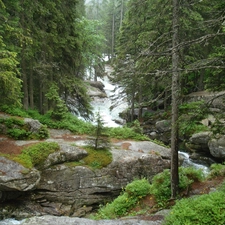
[91,65,127,127]
[179,151,210,174]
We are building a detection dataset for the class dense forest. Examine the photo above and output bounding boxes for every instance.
[0,0,105,119]
[0,0,225,120]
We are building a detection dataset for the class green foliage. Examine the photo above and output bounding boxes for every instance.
[27,110,94,135]
[179,120,209,139]
[0,105,29,117]
[178,101,209,139]
[87,111,111,150]
[208,163,225,178]
[164,189,225,225]
[45,83,68,120]
[0,38,22,107]
[7,128,29,140]
[211,117,225,135]
[150,168,204,207]
[131,120,143,134]
[93,178,150,219]
[82,146,112,169]
[125,178,151,197]
[1,117,25,128]
[36,125,49,139]
[107,126,149,141]
[0,115,48,140]
[14,142,60,168]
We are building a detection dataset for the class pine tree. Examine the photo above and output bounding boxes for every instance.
[88,111,111,150]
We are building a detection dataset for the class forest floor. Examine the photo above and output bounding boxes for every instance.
[0,129,225,222]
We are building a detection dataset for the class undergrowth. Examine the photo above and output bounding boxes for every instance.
[13,142,60,168]
[92,178,151,219]
[91,167,205,220]
[65,146,113,170]
[164,182,225,225]
[0,105,149,141]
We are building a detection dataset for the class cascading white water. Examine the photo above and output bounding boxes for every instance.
[179,151,210,174]
[91,65,127,127]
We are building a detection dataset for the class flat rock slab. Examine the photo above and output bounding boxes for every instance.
[20,215,163,225]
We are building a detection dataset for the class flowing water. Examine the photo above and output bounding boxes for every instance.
[179,151,210,174]
[90,65,127,127]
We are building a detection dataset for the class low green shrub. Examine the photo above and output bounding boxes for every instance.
[164,188,225,225]
[93,178,151,219]
[0,105,29,117]
[3,117,25,128]
[7,128,30,140]
[125,178,151,197]
[14,142,60,168]
[107,126,149,141]
[150,167,205,207]
[208,163,225,178]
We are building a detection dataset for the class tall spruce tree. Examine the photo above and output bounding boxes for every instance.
[0,0,22,107]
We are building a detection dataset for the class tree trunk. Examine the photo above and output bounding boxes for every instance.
[29,67,34,109]
[171,0,180,199]
[120,0,124,29]
[22,56,29,110]
[111,13,115,57]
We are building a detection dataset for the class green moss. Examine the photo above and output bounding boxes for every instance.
[13,142,60,168]
[83,147,112,169]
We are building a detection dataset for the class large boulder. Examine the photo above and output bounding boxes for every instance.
[187,132,211,153]
[155,120,171,133]
[20,215,164,225]
[0,140,171,218]
[0,157,40,192]
[24,118,42,133]
[42,143,88,169]
[208,135,225,159]
[86,81,107,98]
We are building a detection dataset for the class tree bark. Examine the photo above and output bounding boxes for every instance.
[29,66,34,109]
[171,0,180,199]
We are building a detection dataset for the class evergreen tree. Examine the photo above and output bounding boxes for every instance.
[0,0,22,107]
[88,111,111,150]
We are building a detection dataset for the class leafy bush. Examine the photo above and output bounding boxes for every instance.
[107,126,149,141]
[208,163,225,178]
[164,189,225,225]
[125,178,151,197]
[28,111,94,135]
[14,142,60,168]
[150,167,204,207]
[178,101,209,139]
[37,125,49,139]
[0,105,29,117]
[3,117,25,128]
[7,128,30,140]
[93,178,150,219]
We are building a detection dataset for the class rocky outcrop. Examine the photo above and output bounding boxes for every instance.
[186,132,225,161]
[0,157,40,192]
[86,81,107,98]
[20,215,164,225]
[0,140,171,219]
[208,135,225,159]
[187,132,211,153]
[24,118,43,134]
[184,91,225,111]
